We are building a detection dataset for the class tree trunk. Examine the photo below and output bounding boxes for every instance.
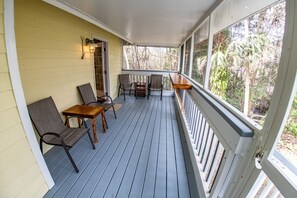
[244,61,250,115]
[243,19,250,115]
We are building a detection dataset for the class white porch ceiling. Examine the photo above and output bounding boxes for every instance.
[44,0,218,47]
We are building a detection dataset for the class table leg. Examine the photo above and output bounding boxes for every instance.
[77,117,81,128]
[65,115,70,127]
[101,112,107,133]
[92,119,98,143]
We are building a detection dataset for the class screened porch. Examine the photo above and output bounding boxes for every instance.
[43,96,198,198]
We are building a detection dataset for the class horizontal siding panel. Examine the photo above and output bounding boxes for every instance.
[0,161,43,198]
[0,108,21,133]
[16,37,81,52]
[0,34,5,53]
[0,73,12,92]
[19,58,92,71]
[16,174,48,198]
[20,65,93,82]
[0,0,2,14]
[16,28,84,45]
[0,150,37,190]
[15,9,98,33]
[0,14,3,33]
[0,138,30,171]
[0,54,8,72]
[0,124,26,152]
[0,91,16,112]
[17,48,82,59]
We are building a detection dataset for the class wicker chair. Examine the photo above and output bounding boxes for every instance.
[118,74,133,101]
[77,83,117,124]
[27,96,95,173]
[147,74,163,100]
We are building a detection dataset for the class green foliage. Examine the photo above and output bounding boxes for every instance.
[209,65,230,99]
[210,49,230,99]
[209,1,285,124]
[192,39,208,84]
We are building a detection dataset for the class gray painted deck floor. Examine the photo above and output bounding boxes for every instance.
[44,96,198,198]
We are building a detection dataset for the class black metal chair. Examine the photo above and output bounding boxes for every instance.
[77,83,117,123]
[147,74,163,100]
[27,96,95,173]
[118,74,133,101]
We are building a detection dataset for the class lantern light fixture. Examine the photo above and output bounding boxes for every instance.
[81,36,97,59]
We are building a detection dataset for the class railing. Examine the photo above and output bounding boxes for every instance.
[184,92,225,193]
[121,70,173,91]
[176,87,254,197]
[247,171,284,198]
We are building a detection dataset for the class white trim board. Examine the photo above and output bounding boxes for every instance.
[4,0,54,189]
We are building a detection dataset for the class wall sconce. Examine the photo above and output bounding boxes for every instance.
[81,36,97,59]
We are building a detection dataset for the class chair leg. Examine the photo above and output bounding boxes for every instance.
[86,130,96,150]
[112,105,117,119]
[123,89,126,101]
[161,88,163,100]
[118,85,121,97]
[104,115,109,129]
[62,144,79,173]
[39,139,43,153]
[147,89,150,100]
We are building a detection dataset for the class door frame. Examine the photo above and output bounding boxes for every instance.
[93,36,110,96]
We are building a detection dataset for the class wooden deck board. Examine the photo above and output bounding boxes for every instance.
[154,96,167,198]
[126,97,159,198]
[86,98,154,198]
[166,97,179,198]
[44,96,198,198]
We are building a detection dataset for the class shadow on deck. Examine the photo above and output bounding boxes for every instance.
[44,95,198,198]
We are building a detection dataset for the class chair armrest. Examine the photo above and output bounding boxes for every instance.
[98,95,114,103]
[40,132,66,145]
[87,101,101,106]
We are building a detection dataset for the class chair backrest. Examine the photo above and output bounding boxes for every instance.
[27,97,65,137]
[150,75,163,89]
[77,83,97,105]
[118,74,130,88]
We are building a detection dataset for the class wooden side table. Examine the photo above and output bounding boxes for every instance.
[134,82,146,98]
[62,105,107,144]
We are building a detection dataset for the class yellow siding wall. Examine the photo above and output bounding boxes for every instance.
[0,0,48,197]
[15,0,122,110]
[15,0,122,152]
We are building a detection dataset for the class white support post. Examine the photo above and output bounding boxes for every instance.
[188,35,194,78]
[204,15,214,89]
[4,0,54,189]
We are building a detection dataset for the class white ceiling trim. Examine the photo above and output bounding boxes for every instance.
[42,0,134,44]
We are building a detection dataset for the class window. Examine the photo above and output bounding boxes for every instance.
[209,2,286,126]
[191,18,209,85]
[123,46,178,71]
[183,38,192,76]
[276,88,297,168]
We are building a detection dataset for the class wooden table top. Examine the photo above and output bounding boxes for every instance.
[62,105,103,119]
[170,73,192,90]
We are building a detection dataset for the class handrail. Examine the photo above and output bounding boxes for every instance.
[191,86,253,137]
[174,84,255,197]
